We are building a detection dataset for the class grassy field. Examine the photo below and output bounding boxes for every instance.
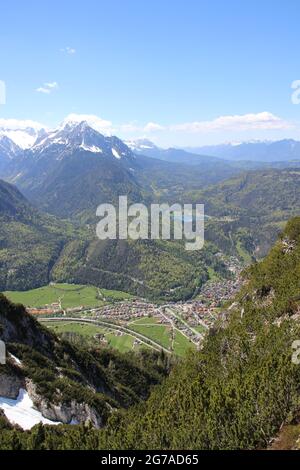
[43,321,138,354]
[130,320,195,356]
[45,322,108,337]
[130,323,172,349]
[128,317,160,326]
[44,318,195,357]
[195,324,208,335]
[173,331,194,357]
[3,283,133,309]
[105,332,136,353]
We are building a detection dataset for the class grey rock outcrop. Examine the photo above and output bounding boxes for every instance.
[26,380,103,428]
[0,374,24,399]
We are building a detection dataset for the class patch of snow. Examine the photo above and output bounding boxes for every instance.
[80,143,102,153]
[33,134,67,150]
[112,148,121,159]
[124,141,136,150]
[0,389,62,430]
[52,137,67,145]
[10,172,23,182]
[1,130,36,149]
[9,354,22,366]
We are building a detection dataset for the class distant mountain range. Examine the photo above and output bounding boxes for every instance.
[1,120,300,298]
[0,120,242,220]
[126,138,226,166]
[0,121,145,221]
[126,138,300,166]
[185,139,300,162]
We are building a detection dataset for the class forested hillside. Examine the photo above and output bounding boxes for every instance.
[188,168,300,258]
[0,294,169,441]
[0,179,227,300]
[2,218,300,449]
[0,180,75,291]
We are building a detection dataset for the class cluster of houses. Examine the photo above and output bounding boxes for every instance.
[93,301,161,322]
[174,302,217,330]
[28,304,85,316]
[28,255,245,351]
[198,277,243,308]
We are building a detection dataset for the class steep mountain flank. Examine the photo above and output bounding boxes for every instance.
[0,295,167,432]
[3,218,300,448]
[0,179,75,291]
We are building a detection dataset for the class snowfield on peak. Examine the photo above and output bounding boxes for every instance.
[112,148,121,159]
[80,143,103,153]
[0,389,62,430]
[0,130,38,149]
[61,114,113,136]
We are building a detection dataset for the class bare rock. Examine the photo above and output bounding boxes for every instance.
[0,374,24,399]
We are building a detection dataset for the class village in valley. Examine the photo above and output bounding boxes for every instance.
[20,255,245,355]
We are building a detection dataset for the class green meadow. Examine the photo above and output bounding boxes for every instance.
[3,283,133,309]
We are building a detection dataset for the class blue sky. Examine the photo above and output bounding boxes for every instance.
[1,0,300,146]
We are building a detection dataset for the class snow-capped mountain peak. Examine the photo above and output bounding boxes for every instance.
[0,135,22,159]
[0,127,45,150]
[29,120,134,161]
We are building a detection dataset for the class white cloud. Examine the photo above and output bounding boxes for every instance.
[36,82,59,94]
[45,82,58,89]
[60,46,76,55]
[0,119,46,149]
[116,113,291,139]
[62,113,115,135]
[170,112,292,133]
[0,112,294,149]
[0,118,45,131]
[119,121,165,134]
[36,87,51,94]
[143,122,165,132]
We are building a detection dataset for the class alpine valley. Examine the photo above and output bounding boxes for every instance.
[1,118,300,449]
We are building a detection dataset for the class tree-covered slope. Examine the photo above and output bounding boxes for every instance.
[186,168,300,259]
[198,168,300,218]
[0,179,76,291]
[5,217,300,449]
[0,179,222,301]
[51,238,215,301]
[0,294,168,437]
[95,216,300,450]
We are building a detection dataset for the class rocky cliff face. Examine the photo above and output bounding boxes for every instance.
[25,379,104,428]
[0,373,24,399]
[0,294,164,430]
[0,297,111,427]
